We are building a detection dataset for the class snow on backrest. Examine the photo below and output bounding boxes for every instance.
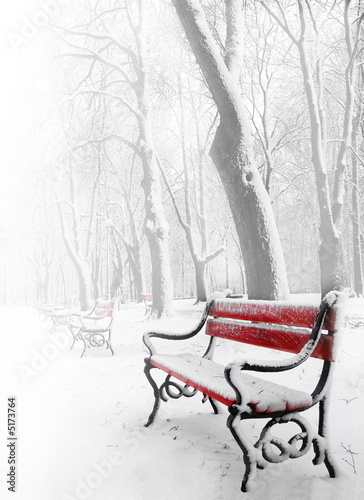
[206,299,339,361]
[94,299,113,317]
[209,299,337,330]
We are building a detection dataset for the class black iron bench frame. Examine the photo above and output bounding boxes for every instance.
[143,291,346,493]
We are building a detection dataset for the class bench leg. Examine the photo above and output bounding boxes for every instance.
[79,333,88,358]
[317,397,337,477]
[207,397,219,415]
[144,361,161,427]
[69,332,77,351]
[227,412,257,493]
[105,330,114,356]
[67,326,78,350]
[49,317,57,334]
[107,341,114,356]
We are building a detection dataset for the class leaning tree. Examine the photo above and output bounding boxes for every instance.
[172,0,290,300]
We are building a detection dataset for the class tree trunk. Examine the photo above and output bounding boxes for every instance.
[351,129,363,295]
[75,258,93,311]
[57,201,93,311]
[124,243,145,303]
[296,24,349,296]
[110,263,123,299]
[131,245,144,302]
[134,6,174,316]
[210,126,289,299]
[172,0,289,300]
[194,259,208,303]
[138,118,174,315]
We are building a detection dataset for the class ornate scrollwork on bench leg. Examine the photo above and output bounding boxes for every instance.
[254,412,333,474]
[84,333,114,356]
[228,409,336,492]
[144,369,199,427]
[255,414,315,466]
[160,375,197,401]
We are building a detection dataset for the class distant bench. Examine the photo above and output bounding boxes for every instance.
[68,298,117,357]
[36,299,72,333]
[142,293,153,315]
[143,291,346,493]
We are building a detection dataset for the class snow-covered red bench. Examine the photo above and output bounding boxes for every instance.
[142,293,153,315]
[143,291,346,493]
[67,298,117,357]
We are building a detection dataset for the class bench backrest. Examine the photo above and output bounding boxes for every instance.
[206,299,339,362]
[93,299,117,318]
[142,294,153,304]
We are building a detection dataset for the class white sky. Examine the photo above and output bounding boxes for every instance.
[0,1,53,235]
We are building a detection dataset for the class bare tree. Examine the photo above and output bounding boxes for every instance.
[55,159,95,310]
[172,0,290,300]
[56,0,174,315]
[261,0,364,295]
[157,74,225,302]
[25,230,55,304]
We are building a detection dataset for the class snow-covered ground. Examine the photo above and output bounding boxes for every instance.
[1,295,363,500]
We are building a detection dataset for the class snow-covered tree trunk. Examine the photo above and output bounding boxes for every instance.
[123,241,145,303]
[172,0,290,300]
[56,198,93,311]
[297,39,343,295]
[76,259,94,311]
[194,259,208,302]
[132,2,174,316]
[139,130,173,315]
[351,109,363,295]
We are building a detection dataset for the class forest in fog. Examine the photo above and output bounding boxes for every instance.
[1,0,363,315]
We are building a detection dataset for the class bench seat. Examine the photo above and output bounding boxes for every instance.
[151,353,312,413]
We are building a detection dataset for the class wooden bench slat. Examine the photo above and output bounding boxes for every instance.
[150,354,313,412]
[209,299,337,331]
[205,318,334,361]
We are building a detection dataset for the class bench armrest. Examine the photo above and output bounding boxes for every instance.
[69,312,81,318]
[227,353,309,376]
[82,314,103,320]
[143,299,214,356]
[80,315,113,330]
[52,305,69,313]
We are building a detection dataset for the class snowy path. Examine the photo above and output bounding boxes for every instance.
[1,298,363,499]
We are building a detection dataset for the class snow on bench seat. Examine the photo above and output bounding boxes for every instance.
[150,353,312,413]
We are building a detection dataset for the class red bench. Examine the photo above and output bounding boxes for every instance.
[143,291,346,493]
[68,298,117,357]
[142,293,153,315]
